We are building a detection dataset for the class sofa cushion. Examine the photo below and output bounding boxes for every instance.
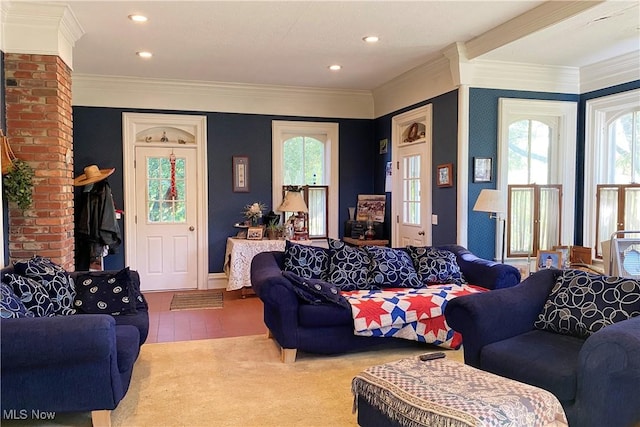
[327,239,373,291]
[364,246,422,288]
[283,240,328,280]
[0,282,35,319]
[74,268,138,315]
[4,273,56,317]
[13,256,76,315]
[282,271,350,309]
[534,269,640,339]
[481,329,583,402]
[115,325,141,374]
[407,246,466,286]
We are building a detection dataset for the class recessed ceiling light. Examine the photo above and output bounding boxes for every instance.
[128,14,148,23]
[136,51,153,59]
[328,65,342,71]
[362,36,379,43]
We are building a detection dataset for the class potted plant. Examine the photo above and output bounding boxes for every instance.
[3,159,35,211]
[265,219,282,240]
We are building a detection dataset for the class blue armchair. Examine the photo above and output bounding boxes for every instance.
[444,268,640,427]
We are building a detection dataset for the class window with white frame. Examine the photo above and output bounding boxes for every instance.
[498,98,577,259]
[272,121,339,240]
[585,89,640,257]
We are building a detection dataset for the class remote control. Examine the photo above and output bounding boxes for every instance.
[419,352,445,361]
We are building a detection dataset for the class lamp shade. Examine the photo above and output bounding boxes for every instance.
[473,189,505,214]
[277,190,308,213]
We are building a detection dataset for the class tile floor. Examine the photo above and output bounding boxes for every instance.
[143,289,266,343]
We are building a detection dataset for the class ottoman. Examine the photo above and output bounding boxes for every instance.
[352,356,568,427]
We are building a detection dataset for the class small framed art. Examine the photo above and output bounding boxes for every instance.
[232,156,249,192]
[436,163,453,187]
[537,250,562,271]
[473,157,492,183]
[247,227,264,240]
[552,245,570,269]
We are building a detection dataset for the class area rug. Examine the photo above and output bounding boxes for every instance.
[169,289,223,310]
[4,335,462,427]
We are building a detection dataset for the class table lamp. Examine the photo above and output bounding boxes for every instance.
[473,189,506,263]
[277,188,309,240]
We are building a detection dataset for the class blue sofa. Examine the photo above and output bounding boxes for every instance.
[251,244,520,363]
[445,268,640,427]
[1,266,148,427]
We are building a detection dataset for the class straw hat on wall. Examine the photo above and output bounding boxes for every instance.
[74,165,115,186]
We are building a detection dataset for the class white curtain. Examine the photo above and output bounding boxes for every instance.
[539,187,560,250]
[509,188,533,254]
[597,188,619,257]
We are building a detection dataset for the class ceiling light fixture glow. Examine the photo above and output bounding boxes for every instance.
[136,51,153,58]
[328,65,342,71]
[363,36,379,43]
[128,14,148,23]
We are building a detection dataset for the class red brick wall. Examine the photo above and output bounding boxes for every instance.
[4,53,74,270]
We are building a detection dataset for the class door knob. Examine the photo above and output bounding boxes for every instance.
[418,231,425,236]
[189,226,195,231]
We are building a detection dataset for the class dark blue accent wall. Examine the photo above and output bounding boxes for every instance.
[373,90,459,245]
[467,88,579,260]
[72,107,374,273]
[1,50,8,265]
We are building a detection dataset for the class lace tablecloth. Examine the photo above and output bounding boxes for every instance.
[223,238,286,291]
[352,357,568,427]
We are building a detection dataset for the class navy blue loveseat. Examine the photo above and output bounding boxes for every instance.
[251,244,520,363]
[1,265,148,427]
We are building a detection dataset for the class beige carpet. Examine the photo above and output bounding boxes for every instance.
[4,335,463,427]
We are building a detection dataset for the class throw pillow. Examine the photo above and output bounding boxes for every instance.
[407,246,466,286]
[0,282,35,319]
[327,238,373,291]
[73,267,137,316]
[282,271,350,309]
[283,240,329,280]
[534,269,640,339]
[13,256,76,315]
[4,273,56,317]
[364,246,422,288]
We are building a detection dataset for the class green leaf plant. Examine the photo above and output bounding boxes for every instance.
[3,159,35,211]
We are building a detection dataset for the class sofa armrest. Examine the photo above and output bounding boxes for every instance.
[439,244,520,289]
[569,315,640,427]
[444,268,560,367]
[1,315,117,369]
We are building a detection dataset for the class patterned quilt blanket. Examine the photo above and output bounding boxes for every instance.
[342,285,485,349]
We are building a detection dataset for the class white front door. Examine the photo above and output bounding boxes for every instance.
[134,146,198,291]
[395,145,431,247]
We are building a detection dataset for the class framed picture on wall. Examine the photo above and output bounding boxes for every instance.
[232,156,249,192]
[473,157,492,183]
[436,163,453,187]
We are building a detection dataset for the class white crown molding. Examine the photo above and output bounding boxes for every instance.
[73,74,374,119]
[2,1,84,69]
[470,60,581,94]
[581,51,640,94]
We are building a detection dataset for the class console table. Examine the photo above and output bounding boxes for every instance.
[224,238,286,291]
[343,237,389,247]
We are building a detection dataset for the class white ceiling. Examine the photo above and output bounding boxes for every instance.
[64,1,640,91]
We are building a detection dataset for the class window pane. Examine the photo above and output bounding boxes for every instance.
[611,113,633,183]
[308,187,327,237]
[538,187,560,249]
[624,187,640,232]
[146,156,187,224]
[508,120,550,184]
[597,187,618,257]
[402,155,421,225]
[508,121,530,184]
[529,121,550,184]
[303,138,324,185]
[509,187,534,254]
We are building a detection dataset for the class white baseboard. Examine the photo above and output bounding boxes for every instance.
[207,272,228,290]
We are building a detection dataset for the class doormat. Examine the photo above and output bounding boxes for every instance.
[170,290,224,311]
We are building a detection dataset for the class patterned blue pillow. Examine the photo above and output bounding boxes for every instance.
[364,246,422,288]
[74,268,137,316]
[13,256,76,315]
[327,239,373,291]
[283,240,329,280]
[406,246,466,286]
[282,271,350,309]
[4,273,56,317]
[534,270,640,338]
[1,282,35,319]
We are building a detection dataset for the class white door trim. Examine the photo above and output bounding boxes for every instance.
[122,112,209,289]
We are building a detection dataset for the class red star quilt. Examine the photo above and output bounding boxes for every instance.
[342,284,486,349]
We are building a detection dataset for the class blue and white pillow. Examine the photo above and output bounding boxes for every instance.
[282,271,350,309]
[534,270,640,338]
[283,240,329,280]
[13,256,76,315]
[74,268,137,316]
[1,282,35,319]
[364,246,422,288]
[4,273,56,317]
[327,239,372,291]
[406,246,466,286]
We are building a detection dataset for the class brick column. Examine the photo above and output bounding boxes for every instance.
[4,53,74,270]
